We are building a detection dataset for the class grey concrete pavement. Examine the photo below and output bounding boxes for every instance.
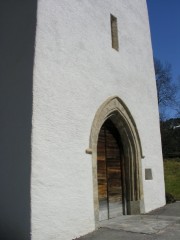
[148,201,180,217]
[77,202,180,240]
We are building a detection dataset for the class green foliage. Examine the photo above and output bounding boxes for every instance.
[164,159,180,200]
[160,118,180,157]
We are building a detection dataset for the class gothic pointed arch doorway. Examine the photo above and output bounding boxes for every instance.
[97,119,125,220]
[89,96,144,225]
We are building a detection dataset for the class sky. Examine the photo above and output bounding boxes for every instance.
[147,0,180,118]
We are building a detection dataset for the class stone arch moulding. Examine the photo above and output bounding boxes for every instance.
[89,96,144,226]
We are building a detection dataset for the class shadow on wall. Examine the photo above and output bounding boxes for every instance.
[0,1,37,239]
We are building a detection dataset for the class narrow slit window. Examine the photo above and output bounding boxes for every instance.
[110,14,119,51]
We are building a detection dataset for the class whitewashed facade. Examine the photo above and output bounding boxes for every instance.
[31,0,165,239]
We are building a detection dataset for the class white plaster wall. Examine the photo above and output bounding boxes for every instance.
[31,0,165,239]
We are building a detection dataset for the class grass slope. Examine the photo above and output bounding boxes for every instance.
[164,158,180,200]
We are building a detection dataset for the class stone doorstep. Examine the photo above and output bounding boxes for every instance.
[98,215,180,234]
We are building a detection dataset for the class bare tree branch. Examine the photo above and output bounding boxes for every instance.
[154,58,178,120]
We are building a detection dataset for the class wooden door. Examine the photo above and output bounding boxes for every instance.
[97,119,124,221]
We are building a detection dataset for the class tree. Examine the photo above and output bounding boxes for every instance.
[154,59,180,158]
[154,58,176,120]
[174,75,180,118]
[160,118,180,158]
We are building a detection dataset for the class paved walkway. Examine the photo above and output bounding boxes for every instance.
[77,202,180,240]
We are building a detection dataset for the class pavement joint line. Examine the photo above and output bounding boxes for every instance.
[98,215,179,235]
[152,222,175,234]
[155,222,178,235]
[77,203,180,240]
[100,226,154,236]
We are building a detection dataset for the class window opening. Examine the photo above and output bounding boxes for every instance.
[110,14,119,51]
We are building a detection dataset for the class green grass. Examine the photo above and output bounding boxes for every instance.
[164,158,180,200]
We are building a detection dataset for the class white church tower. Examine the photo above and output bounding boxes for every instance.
[0,1,165,240]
